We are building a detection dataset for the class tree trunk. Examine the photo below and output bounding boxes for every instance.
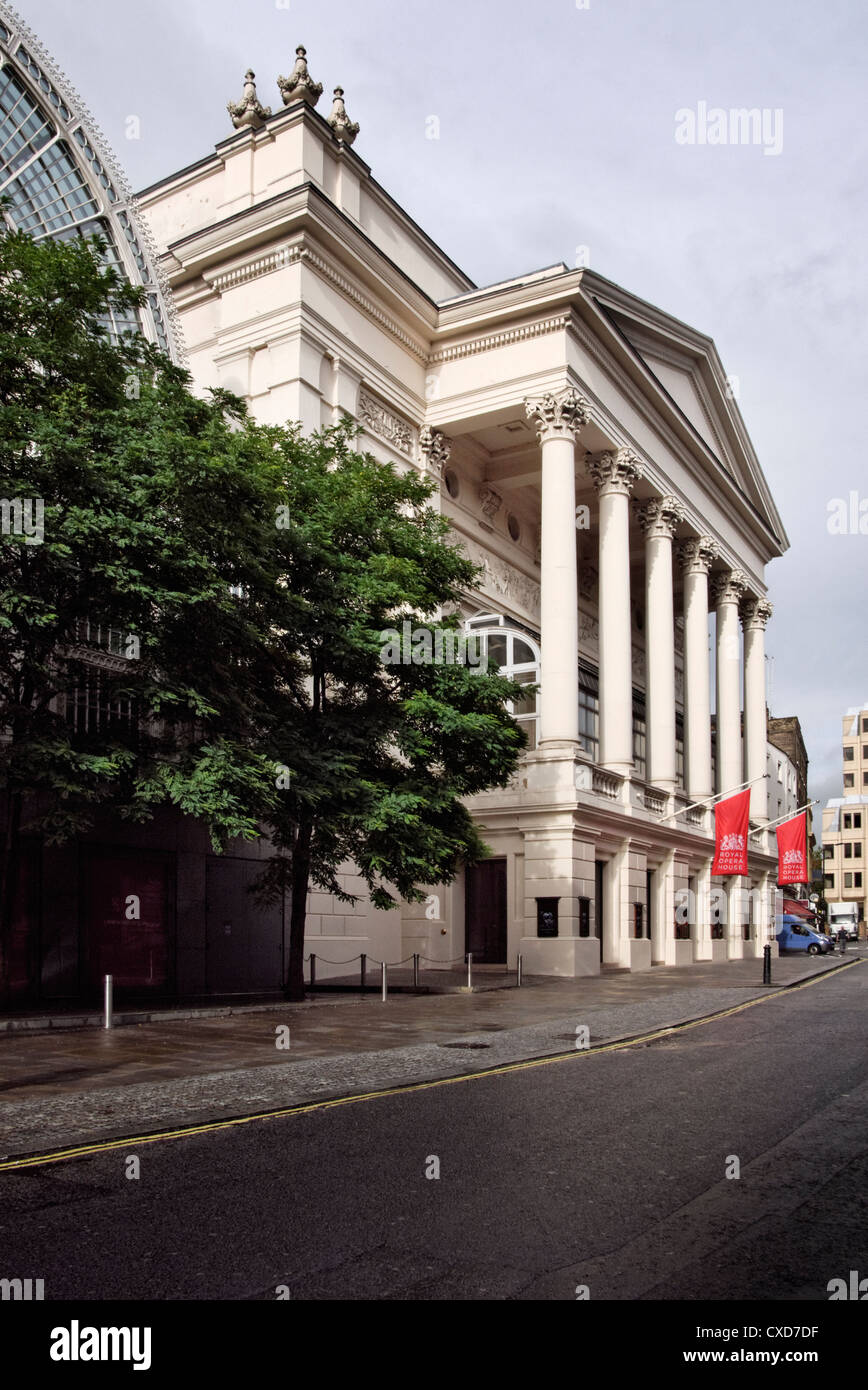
[285,816,312,1002]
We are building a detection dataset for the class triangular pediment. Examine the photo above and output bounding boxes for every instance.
[584,279,786,548]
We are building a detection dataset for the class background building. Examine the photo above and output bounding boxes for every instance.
[821,702,868,926]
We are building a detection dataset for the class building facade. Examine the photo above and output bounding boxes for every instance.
[822,702,868,924]
[2,31,793,1002]
[136,53,788,979]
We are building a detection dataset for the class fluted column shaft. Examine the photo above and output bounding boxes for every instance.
[679,538,718,803]
[589,449,643,775]
[741,596,773,823]
[525,389,589,745]
[712,570,748,796]
[636,497,684,791]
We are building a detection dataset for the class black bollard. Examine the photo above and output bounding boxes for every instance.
[762,944,772,985]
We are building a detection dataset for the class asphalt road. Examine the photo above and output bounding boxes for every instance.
[2,961,866,1301]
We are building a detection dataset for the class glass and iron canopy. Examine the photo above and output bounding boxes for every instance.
[0,2,178,357]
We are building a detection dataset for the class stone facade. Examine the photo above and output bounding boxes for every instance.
[129,51,791,980]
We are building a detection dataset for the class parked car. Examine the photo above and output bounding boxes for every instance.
[776,915,834,955]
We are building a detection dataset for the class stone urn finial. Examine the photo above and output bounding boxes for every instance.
[277,45,323,106]
[227,69,272,130]
[327,86,360,144]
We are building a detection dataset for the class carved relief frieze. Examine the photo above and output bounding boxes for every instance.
[358,389,414,456]
[460,536,540,620]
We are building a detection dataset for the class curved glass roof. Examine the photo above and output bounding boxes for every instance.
[0,2,180,358]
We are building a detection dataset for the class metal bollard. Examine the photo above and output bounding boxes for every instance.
[381,961,388,1002]
[413,953,420,989]
[103,974,113,1030]
[516,953,523,988]
[360,953,366,990]
[467,951,473,990]
[310,953,316,990]
[762,945,772,986]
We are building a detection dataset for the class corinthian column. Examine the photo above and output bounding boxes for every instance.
[741,594,773,823]
[524,388,590,745]
[711,569,748,796]
[588,448,644,775]
[635,496,684,791]
[678,536,718,803]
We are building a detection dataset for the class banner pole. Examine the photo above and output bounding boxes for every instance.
[748,799,820,837]
[659,772,770,824]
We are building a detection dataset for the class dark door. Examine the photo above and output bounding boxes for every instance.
[465,860,507,963]
[206,857,284,994]
[83,850,172,995]
[4,839,40,999]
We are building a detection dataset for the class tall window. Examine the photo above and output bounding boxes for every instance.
[632,691,646,780]
[675,712,685,789]
[578,662,599,762]
[464,615,539,749]
[844,745,855,761]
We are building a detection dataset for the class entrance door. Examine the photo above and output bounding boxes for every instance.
[465,860,507,964]
[83,850,172,995]
[205,857,284,993]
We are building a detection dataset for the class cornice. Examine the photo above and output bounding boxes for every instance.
[428,313,570,364]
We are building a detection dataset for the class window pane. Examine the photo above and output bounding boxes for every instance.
[488,634,507,668]
[513,638,535,665]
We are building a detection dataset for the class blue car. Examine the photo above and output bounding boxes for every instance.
[776,915,834,955]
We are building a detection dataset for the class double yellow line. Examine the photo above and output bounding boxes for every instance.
[1,958,860,1173]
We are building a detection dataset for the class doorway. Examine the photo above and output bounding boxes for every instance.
[465,859,507,963]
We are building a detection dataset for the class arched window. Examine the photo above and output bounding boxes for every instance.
[464,614,540,749]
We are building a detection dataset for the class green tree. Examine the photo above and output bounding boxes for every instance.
[252,424,529,1001]
[0,227,280,998]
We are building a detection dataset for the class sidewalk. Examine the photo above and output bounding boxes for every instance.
[0,950,863,1162]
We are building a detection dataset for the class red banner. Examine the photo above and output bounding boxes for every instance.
[711,788,751,875]
[777,813,807,886]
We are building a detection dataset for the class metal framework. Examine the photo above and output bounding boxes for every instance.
[0,1,181,359]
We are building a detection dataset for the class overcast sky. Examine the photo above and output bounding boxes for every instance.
[20,0,868,817]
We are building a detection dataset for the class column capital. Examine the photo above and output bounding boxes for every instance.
[587,447,644,497]
[524,387,590,443]
[419,426,451,475]
[710,569,748,607]
[677,535,719,575]
[633,494,685,540]
[740,595,773,630]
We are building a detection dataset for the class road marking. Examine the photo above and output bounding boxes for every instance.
[0,959,861,1173]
